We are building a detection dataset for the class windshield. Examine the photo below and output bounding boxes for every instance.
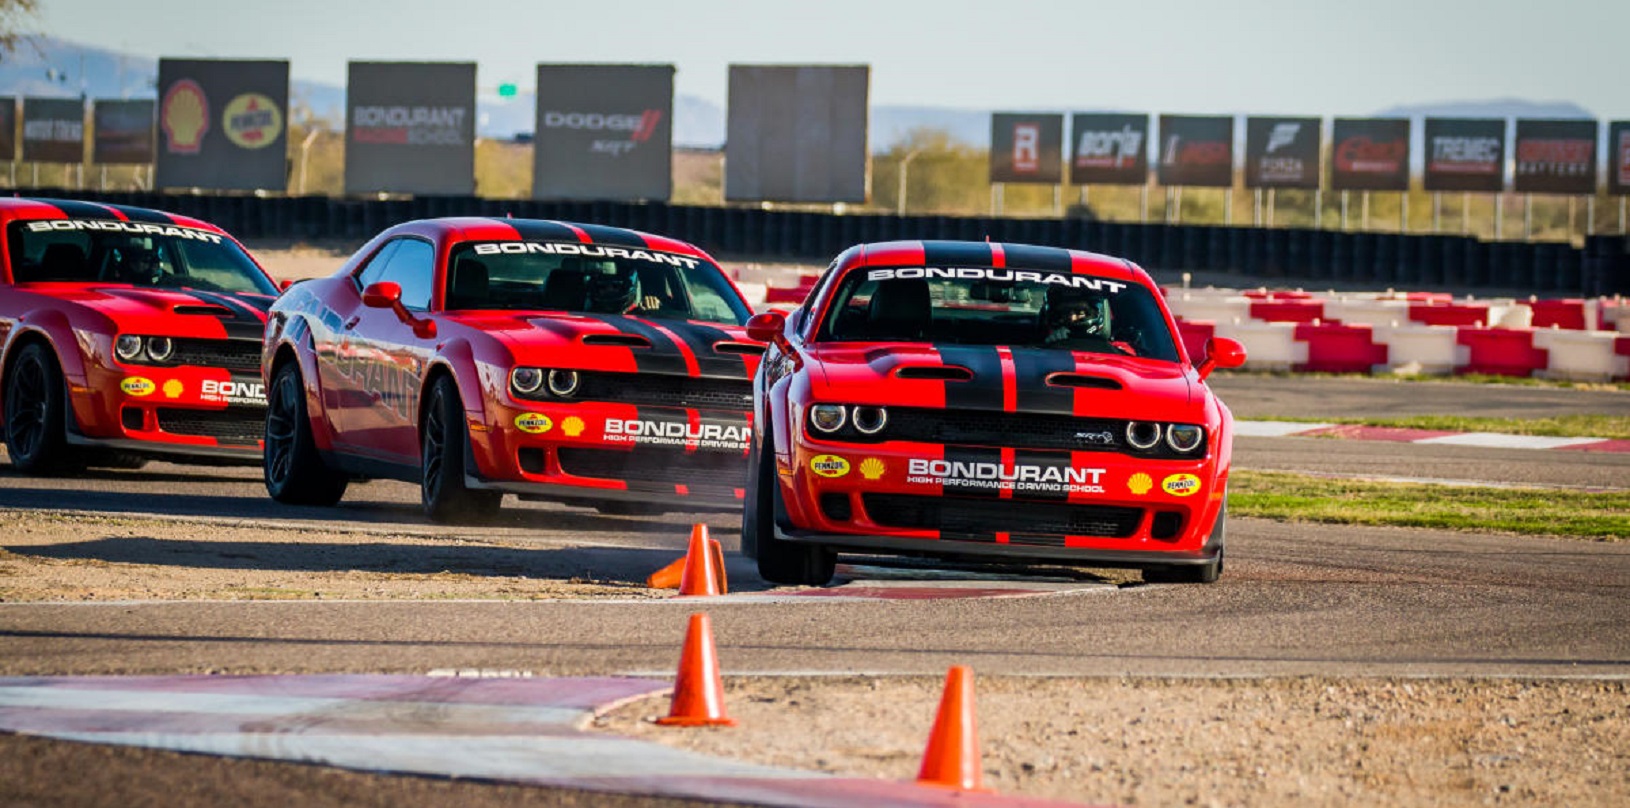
[6,219,276,295]
[446,241,750,325]
[818,266,1180,362]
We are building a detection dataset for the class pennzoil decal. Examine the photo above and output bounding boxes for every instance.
[1162,473,1201,497]
[515,413,553,434]
[907,458,1106,494]
[810,455,851,478]
[120,377,155,396]
[602,419,748,450]
[859,458,886,481]
[1127,472,1153,495]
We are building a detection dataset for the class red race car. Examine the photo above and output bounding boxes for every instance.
[742,240,1247,586]
[261,217,763,521]
[1,197,279,472]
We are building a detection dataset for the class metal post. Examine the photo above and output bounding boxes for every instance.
[1586,195,1595,236]
[1495,195,1505,240]
[1079,185,1088,211]
[991,183,1003,216]
[1567,196,1575,239]
[1223,188,1231,226]
[1621,197,1627,235]
[31,163,38,187]
[1361,191,1370,231]
[99,165,106,191]
[1341,190,1350,231]
[1267,188,1276,228]
[1315,189,1323,229]
[1140,184,1149,223]
[1174,187,1184,224]
[1432,193,1441,233]
[1523,194,1532,241]
[1053,185,1061,217]
[1462,193,1470,237]
[1400,193,1408,234]
[1253,189,1262,227]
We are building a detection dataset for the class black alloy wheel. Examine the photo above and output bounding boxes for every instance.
[263,362,348,506]
[420,376,502,522]
[3,343,82,474]
[746,429,836,586]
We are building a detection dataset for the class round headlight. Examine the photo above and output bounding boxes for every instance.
[546,369,580,398]
[145,336,174,362]
[852,405,888,435]
[1166,424,1204,453]
[114,335,144,362]
[809,404,847,433]
[511,367,544,395]
[1125,421,1162,451]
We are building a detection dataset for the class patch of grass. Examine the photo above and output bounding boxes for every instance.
[1250,414,1630,440]
[1216,369,1630,393]
[1230,470,1630,539]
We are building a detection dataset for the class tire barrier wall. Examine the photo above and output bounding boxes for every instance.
[14,188,1630,297]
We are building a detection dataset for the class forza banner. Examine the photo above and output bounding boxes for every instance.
[990,113,1063,184]
[92,99,156,165]
[1423,118,1505,193]
[725,64,869,204]
[155,58,288,191]
[1330,118,1410,191]
[534,64,673,201]
[1243,116,1320,189]
[21,98,84,163]
[0,97,15,161]
[1513,119,1597,195]
[346,62,475,195]
[1610,121,1630,196]
[1068,113,1147,185]
[1156,115,1233,188]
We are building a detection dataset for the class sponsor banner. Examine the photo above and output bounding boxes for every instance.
[0,97,15,161]
[725,64,869,204]
[92,99,156,165]
[1611,121,1630,196]
[535,64,674,202]
[1068,113,1148,186]
[601,418,748,451]
[21,97,85,163]
[1157,115,1233,188]
[345,62,476,195]
[155,58,288,191]
[1243,116,1320,189]
[199,377,266,407]
[1513,119,1597,195]
[1330,118,1410,191]
[990,113,1064,184]
[905,458,1106,495]
[1423,118,1505,193]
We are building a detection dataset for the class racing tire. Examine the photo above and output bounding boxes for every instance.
[1142,503,1226,584]
[420,375,502,523]
[3,342,84,475]
[744,431,835,586]
[263,362,349,506]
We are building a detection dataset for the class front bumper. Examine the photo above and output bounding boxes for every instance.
[776,525,1223,568]
[70,365,265,460]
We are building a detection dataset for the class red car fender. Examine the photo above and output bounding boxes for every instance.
[424,338,498,477]
[3,308,98,433]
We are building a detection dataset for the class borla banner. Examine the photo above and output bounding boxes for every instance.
[1068,113,1147,186]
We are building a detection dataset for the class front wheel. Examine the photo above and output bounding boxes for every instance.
[744,431,835,586]
[421,376,502,523]
[264,361,348,506]
[3,342,83,475]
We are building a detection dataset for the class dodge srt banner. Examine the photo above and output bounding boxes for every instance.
[21,98,84,163]
[1330,118,1410,191]
[92,100,156,165]
[725,64,869,204]
[0,97,14,161]
[155,58,288,192]
[1069,113,1148,185]
[1243,116,1320,189]
[1156,115,1233,188]
[1611,121,1630,196]
[534,64,673,201]
[1513,119,1597,195]
[990,113,1063,184]
[346,62,475,195]
[1423,118,1505,193]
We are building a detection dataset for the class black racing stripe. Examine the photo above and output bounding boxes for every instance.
[1009,348,1077,415]
[502,219,583,242]
[1013,448,1073,502]
[934,345,1004,412]
[921,241,995,268]
[179,290,270,340]
[34,198,121,220]
[107,204,175,224]
[578,314,689,376]
[943,445,1002,501]
[1000,244,1074,272]
[572,224,649,248]
[656,320,751,379]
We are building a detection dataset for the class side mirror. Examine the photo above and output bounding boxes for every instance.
[1197,336,1247,380]
[278,278,294,292]
[746,310,787,343]
[362,281,402,309]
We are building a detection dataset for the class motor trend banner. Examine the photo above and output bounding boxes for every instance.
[155,58,288,191]
[1156,115,1233,187]
[725,64,869,204]
[533,64,673,201]
[21,98,84,163]
[1243,116,1320,189]
[0,97,15,161]
[1068,113,1147,186]
[990,113,1063,184]
[1330,118,1410,191]
[1611,121,1630,196]
[92,99,156,165]
[1422,118,1505,193]
[1513,119,1597,195]
[345,62,475,195]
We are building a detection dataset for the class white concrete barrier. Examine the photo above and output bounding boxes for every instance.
[1488,303,1534,329]
[1214,320,1306,371]
[1164,293,1254,325]
[1374,324,1460,375]
[1533,329,1630,381]
[1323,299,1412,328]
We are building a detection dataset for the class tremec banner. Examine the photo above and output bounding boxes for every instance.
[1423,118,1505,193]
[1610,121,1630,196]
[92,100,156,165]
[155,59,288,191]
[1243,116,1320,189]
[21,98,84,163]
[534,64,672,201]
[1330,118,1410,191]
[1513,119,1597,195]
[0,97,15,161]
[1156,115,1233,187]
[725,64,869,204]
[346,62,475,195]
[990,113,1063,184]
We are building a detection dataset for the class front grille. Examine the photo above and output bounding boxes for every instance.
[837,407,1203,458]
[170,338,262,373]
[556,446,746,484]
[519,372,751,411]
[155,407,263,445]
[863,494,1143,540]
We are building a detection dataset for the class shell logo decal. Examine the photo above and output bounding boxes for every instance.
[222,92,282,149]
[859,458,886,481]
[120,377,155,397]
[1162,473,1201,497]
[561,416,585,437]
[161,79,208,154]
[810,454,851,478]
[162,379,184,399]
[1127,472,1153,495]
[514,413,553,434]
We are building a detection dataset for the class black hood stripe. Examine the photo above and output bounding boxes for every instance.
[36,198,124,220]
[935,345,1004,412]
[501,219,582,242]
[1001,244,1074,271]
[177,289,270,340]
[577,314,690,376]
[640,319,751,379]
[108,204,177,224]
[921,241,996,268]
[1009,348,1077,415]
[574,224,649,248]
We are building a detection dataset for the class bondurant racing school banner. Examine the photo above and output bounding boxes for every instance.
[345,61,476,196]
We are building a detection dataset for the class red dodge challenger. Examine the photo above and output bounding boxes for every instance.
[1,197,279,472]
[742,240,1246,586]
[261,218,762,521]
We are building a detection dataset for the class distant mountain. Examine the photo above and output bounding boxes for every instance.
[1374,99,1595,120]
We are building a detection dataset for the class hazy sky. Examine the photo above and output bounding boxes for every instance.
[32,0,1630,116]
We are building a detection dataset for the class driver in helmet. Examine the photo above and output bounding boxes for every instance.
[1043,292,1109,345]
[584,265,643,314]
[116,244,166,286]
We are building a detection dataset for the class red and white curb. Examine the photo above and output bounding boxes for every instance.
[1235,420,1630,452]
[0,675,1085,807]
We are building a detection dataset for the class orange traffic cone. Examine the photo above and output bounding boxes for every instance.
[677,524,727,596]
[646,524,727,593]
[916,665,987,792]
[645,556,686,589]
[656,613,736,727]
